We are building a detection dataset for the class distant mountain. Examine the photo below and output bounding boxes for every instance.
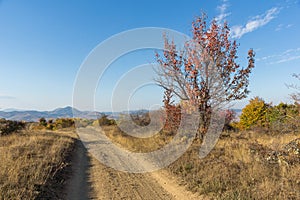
[0,107,242,122]
[0,106,103,122]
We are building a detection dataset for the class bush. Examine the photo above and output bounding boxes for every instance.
[39,117,47,126]
[267,103,299,133]
[96,115,116,126]
[238,97,300,133]
[162,90,181,135]
[54,118,75,129]
[239,97,269,130]
[36,118,75,130]
[0,119,25,136]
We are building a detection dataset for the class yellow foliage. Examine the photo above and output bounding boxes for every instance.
[239,97,269,130]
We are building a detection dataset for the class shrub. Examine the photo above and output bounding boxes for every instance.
[36,118,75,130]
[54,118,75,129]
[239,97,269,130]
[0,119,25,136]
[162,90,181,135]
[238,98,300,133]
[267,103,299,133]
[39,117,47,126]
[97,115,116,126]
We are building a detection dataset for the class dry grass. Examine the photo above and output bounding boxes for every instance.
[0,129,76,199]
[168,131,300,199]
[104,124,300,199]
[101,125,172,152]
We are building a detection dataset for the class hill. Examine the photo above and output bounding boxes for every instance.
[0,106,102,122]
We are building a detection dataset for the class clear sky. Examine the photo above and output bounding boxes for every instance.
[0,0,299,111]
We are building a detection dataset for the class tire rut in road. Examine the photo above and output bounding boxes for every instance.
[89,157,173,200]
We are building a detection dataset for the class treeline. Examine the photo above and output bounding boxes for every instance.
[161,97,299,135]
[234,97,299,134]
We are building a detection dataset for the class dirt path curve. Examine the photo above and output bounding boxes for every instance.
[66,127,204,200]
[89,157,203,200]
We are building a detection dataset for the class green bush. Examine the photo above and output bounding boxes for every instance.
[267,103,299,133]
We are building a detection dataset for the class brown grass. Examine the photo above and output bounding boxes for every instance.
[0,129,76,199]
[168,131,300,199]
[101,125,173,152]
[103,124,300,199]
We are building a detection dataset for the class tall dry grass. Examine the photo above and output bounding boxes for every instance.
[103,123,300,199]
[0,130,75,199]
[168,131,300,199]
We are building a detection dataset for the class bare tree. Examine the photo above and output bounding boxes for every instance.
[155,14,255,140]
[287,73,300,103]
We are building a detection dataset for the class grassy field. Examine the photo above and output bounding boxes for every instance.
[1,120,299,199]
[168,131,300,199]
[102,124,300,199]
[0,128,76,199]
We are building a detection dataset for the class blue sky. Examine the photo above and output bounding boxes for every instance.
[0,0,299,111]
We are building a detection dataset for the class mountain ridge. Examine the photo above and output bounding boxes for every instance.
[0,107,242,122]
[0,106,102,122]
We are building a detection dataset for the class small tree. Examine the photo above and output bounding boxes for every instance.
[287,73,300,103]
[239,97,269,130]
[286,73,300,132]
[155,13,255,139]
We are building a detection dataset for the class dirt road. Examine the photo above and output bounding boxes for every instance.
[66,127,203,200]
[65,140,92,200]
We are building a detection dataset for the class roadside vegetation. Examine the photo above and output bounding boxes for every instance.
[36,117,76,130]
[168,132,300,199]
[91,12,300,199]
[0,119,77,199]
[96,101,299,199]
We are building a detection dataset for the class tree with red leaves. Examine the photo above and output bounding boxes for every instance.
[162,89,181,134]
[155,14,255,140]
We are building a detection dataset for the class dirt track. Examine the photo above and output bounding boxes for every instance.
[66,127,203,200]
[65,140,92,200]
